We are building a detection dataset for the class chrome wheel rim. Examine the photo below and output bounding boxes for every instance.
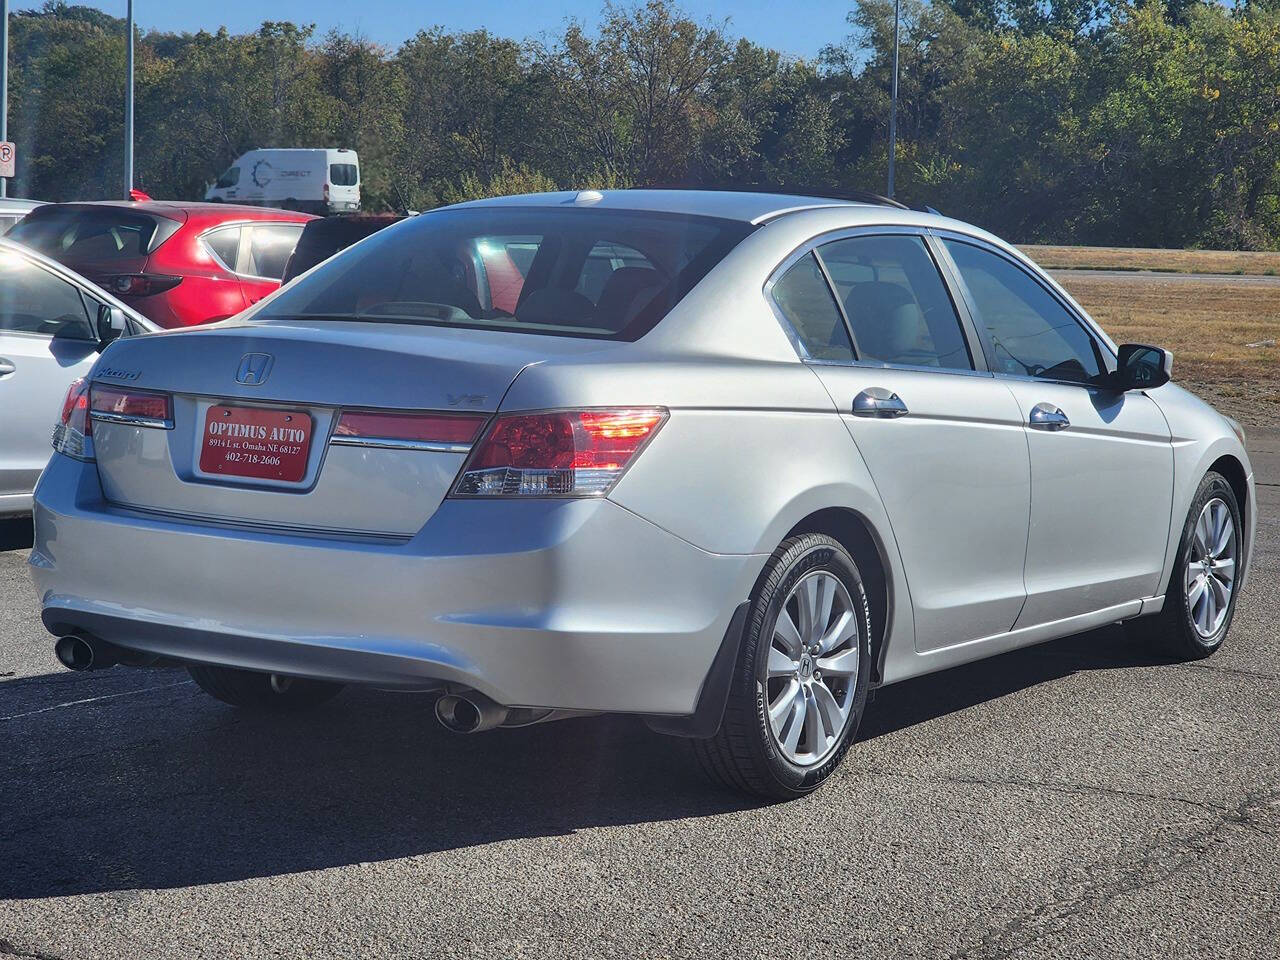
[765,570,860,767]
[1185,497,1237,641]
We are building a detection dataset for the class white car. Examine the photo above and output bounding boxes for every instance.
[0,238,154,516]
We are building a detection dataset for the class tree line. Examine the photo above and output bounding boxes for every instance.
[7,0,1280,249]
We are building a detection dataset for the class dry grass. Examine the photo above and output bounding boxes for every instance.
[1022,244,1280,276]
[1054,272,1280,425]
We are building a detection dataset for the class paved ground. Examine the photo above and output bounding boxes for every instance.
[2,432,1278,960]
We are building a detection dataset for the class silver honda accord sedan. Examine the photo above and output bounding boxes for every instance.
[29,189,1256,799]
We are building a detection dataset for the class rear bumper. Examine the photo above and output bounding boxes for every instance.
[30,454,763,714]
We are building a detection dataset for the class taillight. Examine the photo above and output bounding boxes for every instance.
[90,384,172,426]
[452,408,667,498]
[107,273,182,297]
[332,410,487,451]
[52,378,92,459]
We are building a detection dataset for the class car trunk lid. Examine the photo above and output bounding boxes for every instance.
[87,318,612,536]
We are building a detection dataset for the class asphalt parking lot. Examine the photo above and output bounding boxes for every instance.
[2,430,1277,960]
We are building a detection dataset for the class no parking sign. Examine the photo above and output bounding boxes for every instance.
[0,142,15,179]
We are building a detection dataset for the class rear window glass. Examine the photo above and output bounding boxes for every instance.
[329,163,359,186]
[259,207,755,340]
[10,208,177,261]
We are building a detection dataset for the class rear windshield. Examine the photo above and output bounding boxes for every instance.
[259,206,755,340]
[10,208,178,261]
[329,163,359,186]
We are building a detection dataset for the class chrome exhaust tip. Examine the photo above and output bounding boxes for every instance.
[54,635,102,671]
[434,691,509,734]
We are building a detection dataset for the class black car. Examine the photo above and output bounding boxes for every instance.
[280,214,406,284]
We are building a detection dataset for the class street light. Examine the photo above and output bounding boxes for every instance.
[124,0,134,198]
[887,0,900,199]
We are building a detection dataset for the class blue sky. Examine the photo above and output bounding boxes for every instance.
[82,0,859,60]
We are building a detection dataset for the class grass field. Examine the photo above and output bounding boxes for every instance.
[1035,266,1280,425]
[1020,244,1280,276]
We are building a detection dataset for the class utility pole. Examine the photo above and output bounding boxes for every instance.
[124,0,134,198]
[887,0,900,199]
[1,0,9,199]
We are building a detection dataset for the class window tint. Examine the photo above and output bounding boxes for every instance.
[771,252,854,362]
[246,223,304,280]
[0,252,93,339]
[216,167,240,188]
[9,208,176,261]
[202,226,241,271]
[944,240,1102,383]
[261,207,753,340]
[329,164,359,186]
[819,235,972,370]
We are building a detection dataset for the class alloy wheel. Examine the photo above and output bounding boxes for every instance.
[1184,497,1237,641]
[765,570,861,766]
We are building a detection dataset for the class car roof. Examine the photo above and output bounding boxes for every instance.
[445,188,924,226]
[30,201,315,222]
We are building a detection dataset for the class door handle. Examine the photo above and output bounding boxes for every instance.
[1029,402,1070,431]
[852,387,909,419]
[0,357,15,378]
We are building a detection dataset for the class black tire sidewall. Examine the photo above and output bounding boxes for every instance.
[1171,472,1241,653]
[740,536,872,796]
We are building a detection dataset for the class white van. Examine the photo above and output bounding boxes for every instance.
[205,148,360,214]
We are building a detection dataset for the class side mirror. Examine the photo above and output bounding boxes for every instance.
[96,304,127,348]
[1113,343,1172,391]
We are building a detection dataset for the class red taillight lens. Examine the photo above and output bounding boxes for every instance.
[107,273,182,297]
[90,384,172,423]
[333,410,487,448]
[453,408,667,497]
[52,378,92,459]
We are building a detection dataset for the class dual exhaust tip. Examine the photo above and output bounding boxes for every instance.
[55,636,535,737]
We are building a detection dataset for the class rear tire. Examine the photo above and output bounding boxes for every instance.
[188,664,344,710]
[1126,471,1242,660]
[692,533,872,800]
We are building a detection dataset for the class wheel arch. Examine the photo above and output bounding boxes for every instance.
[783,507,894,685]
[1208,453,1250,576]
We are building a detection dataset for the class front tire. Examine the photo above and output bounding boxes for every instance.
[693,533,872,800]
[188,664,344,710]
[1126,470,1243,660]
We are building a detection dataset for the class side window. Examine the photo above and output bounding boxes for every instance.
[476,235,542,314]
[202,226,241,271]
[216,167,240,189]
[819,235,972,370]
[0,254,93,339]
[246,223,305,280]
[943,239,1103,384]
[770,252,854,362]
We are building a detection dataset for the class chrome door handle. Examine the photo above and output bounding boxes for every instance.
[853,387,909,419]
[0,357,15,377]
[1029,402,1070,431]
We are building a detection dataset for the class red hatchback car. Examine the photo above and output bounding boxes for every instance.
[9,202,314,328]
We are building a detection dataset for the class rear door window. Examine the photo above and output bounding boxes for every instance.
[329,164,359,186]
[818,235,972,370]
[770,252,854,362]
[201,226,242,272]
[245,223,305,280]
[0,253,93,339]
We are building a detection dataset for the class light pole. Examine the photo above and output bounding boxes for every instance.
[124,0,134,198]
[887,0,900,199]
[1,0,9,199]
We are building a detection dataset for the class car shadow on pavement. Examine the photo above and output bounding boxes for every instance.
[0,517,34,552]
[0,622,1165,900]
